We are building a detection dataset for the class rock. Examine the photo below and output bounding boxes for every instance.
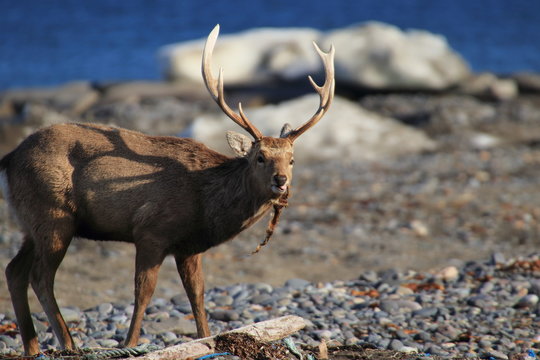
[97,303,113,316]
[512,72,540,93]
[160,331,178,343]
[458,73,518,101]
[213,295,234,307]
[379,299,422,314]
[284,278,311,290]
[144,317,197,335]
[158,23,470,91]
[158,27,323,85]
[191,95,436,163]
[410,219,429,237]
[483,349,509,360]
[467,132,503,150]
[98,339,119,348]
[0,81,99,114]
[321,22,470,90]
[491,252,506,265]
[400,346,418,354]
[210,309,240,322]
[436,266,459,282]
[60,307,81,323]
[514,294,539,309]
[412,307,439,318]
[389,339,404,351]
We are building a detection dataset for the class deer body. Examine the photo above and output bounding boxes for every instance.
[2,25,334,356]
[3,123,279,251]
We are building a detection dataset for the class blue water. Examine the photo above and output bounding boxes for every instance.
[1,0,539,90]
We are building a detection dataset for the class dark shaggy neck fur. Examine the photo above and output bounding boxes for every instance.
[199,157,274,248]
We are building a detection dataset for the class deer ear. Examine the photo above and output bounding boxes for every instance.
[280,123,293,138]
[226,131,252,157]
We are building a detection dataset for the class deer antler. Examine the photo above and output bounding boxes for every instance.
[286,42,335,143]
[202,25,264,141]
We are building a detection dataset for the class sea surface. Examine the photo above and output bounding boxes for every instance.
[1,0,539,90]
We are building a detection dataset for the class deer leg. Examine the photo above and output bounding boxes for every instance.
[175,253,210,338]
[5,236,40,355]
[124,245,164,347]
[29,225,75,351]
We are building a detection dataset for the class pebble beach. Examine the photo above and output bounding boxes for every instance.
[2,253,540,359]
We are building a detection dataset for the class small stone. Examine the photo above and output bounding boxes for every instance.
[251,282,273,293]
[171,294,188,306]
[389,339,404,351]
[400,346,418,354]
[144,317,197,335]
[98,303,113,315]
[60,307,81,323]
[484,349,509,360]
[160,331,178,344]
[147,311,170,321]
[395,286,414,296]
[515,294,539,309]
[314,329,333,340]
[110,314,128,324]
[436,266,459,282]
[0,335,19,349]
[410,220,429,237]
[360,270,379,283]
[98,339,119,348]
[412,307,438,318]
[284,278,311,289]
[379,299,422,314]
[210,309,240,322]
[213,295,234,307]
[491,252,506,265]
[250,294,273,306]
[171,297,193,314]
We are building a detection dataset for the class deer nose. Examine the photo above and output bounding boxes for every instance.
[274,175,287,186]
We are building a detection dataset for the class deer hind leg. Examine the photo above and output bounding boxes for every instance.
[29,216,75,352]
[6,236,40,355]
[124,243,165,347]
[175,253,210,338]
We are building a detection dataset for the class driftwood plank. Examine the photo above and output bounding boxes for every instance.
[121,315,306,360]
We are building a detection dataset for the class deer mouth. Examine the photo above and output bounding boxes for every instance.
[271,184,288,195]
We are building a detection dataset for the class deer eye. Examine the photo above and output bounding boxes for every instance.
[257,155,265,164]
[290,159,295,166]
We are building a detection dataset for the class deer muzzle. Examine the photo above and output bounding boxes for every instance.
[271,175,288,195]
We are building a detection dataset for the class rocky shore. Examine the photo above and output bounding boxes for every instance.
[1,253,540,359]
[1,24,540,358]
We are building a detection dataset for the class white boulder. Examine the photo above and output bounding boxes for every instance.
[159,23,471,91]
[158,27,323,85]
[190,94,436,163]
[321,22,470,90]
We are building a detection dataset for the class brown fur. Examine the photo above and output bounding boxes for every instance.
[1,123,294,355]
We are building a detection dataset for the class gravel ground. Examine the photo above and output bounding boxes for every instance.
[0,90,540,358]
[1,253,540,359]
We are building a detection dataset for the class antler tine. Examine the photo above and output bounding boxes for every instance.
[202,25,263,140]
[287,42,335,143]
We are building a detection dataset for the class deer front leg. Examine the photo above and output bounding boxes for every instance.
[175,253,211,338]
[124,245,165,347]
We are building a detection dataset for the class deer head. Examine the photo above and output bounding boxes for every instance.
[202,24,335,200]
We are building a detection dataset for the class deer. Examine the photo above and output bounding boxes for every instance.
[0,24,335,356]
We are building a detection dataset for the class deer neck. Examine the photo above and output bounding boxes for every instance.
[202,158,274,246]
